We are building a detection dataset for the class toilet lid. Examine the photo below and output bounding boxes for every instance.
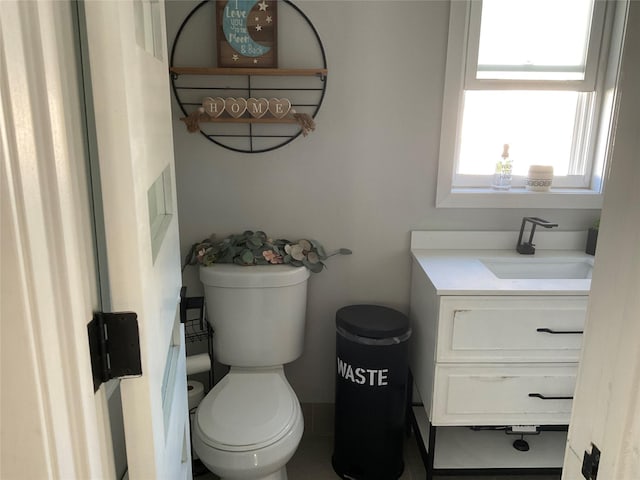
[196,371,298,452]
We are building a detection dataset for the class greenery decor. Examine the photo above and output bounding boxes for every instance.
[184,231,352,274]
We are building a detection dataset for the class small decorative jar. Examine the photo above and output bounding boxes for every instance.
[526,165,554,192]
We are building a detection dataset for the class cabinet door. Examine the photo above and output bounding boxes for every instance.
[433,364,577,426]
[438,296,587,363]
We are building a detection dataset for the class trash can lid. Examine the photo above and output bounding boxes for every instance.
[336,305,410,339]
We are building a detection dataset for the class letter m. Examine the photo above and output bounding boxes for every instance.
[250,103,264,114]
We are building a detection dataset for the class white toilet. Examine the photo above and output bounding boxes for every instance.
[193,264,310,480]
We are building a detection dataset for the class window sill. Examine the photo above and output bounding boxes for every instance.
[436,187,604,209]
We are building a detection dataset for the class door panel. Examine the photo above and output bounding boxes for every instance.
[1,1,115,477]
[81,0,189,478]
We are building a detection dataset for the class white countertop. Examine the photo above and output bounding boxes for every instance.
[410,231,593,296]
[412,249,592,296]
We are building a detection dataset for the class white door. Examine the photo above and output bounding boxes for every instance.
[1,1,190,479]
[80,1,191,479]
[2,1,126,478]
[562,3,640,479]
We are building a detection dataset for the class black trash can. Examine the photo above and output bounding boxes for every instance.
[332,305,411,480]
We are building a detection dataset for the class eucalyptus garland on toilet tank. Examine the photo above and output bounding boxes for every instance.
[185,231,352,274]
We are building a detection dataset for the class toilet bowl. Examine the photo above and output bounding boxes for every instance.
[194,264,310,480]
[193,367,303,480]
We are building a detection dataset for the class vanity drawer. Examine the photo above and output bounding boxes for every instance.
[437,296,587,363]
[432,364,577,426]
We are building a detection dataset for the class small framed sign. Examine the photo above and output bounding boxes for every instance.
[216,0,278,68]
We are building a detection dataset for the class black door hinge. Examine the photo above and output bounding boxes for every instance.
[582,443,601,480]
[88,312,142,392]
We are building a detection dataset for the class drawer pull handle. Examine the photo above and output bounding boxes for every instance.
[528,393,574,400]
[536,327,584,335]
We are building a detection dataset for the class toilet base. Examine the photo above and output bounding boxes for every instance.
[193,368,304,480]
[219,467,287,480]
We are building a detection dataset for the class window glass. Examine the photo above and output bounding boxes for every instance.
[457,90,584,180]
[476,0,594,80]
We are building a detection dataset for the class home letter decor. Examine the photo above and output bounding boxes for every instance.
[224,97,247,118]
[202,97,226,118]
[268,98,291,118]
[246,98,269,118]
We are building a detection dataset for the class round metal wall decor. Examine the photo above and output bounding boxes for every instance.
[170,0,327,154]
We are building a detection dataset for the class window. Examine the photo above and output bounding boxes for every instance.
[436,0,628,208]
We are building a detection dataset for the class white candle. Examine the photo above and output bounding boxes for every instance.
[526,165,554,192]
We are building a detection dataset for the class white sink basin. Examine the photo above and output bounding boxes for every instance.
[481,257,594,279]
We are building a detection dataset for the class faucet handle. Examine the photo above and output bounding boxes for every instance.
[527,217,559,228]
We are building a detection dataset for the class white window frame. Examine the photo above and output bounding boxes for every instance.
[435,0,628,208]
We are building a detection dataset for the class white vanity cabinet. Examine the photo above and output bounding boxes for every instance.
[408,232,592,477]
[420,294,586,426]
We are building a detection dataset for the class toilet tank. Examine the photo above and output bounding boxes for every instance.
[200,264,310,367]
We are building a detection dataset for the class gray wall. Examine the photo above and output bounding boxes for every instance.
[165,1,599,402]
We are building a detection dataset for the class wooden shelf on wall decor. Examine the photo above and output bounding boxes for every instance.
[170,66,328,77]
[181,116,299,125]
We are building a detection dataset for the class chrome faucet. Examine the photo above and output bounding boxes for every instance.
[516,217,559,255]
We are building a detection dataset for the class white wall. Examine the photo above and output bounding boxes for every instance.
[165,1,599,402]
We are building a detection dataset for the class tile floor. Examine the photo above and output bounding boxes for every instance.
[193,430,561,480]
[193,403,561,480]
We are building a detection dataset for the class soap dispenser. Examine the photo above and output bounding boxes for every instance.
[491,144,512,190]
